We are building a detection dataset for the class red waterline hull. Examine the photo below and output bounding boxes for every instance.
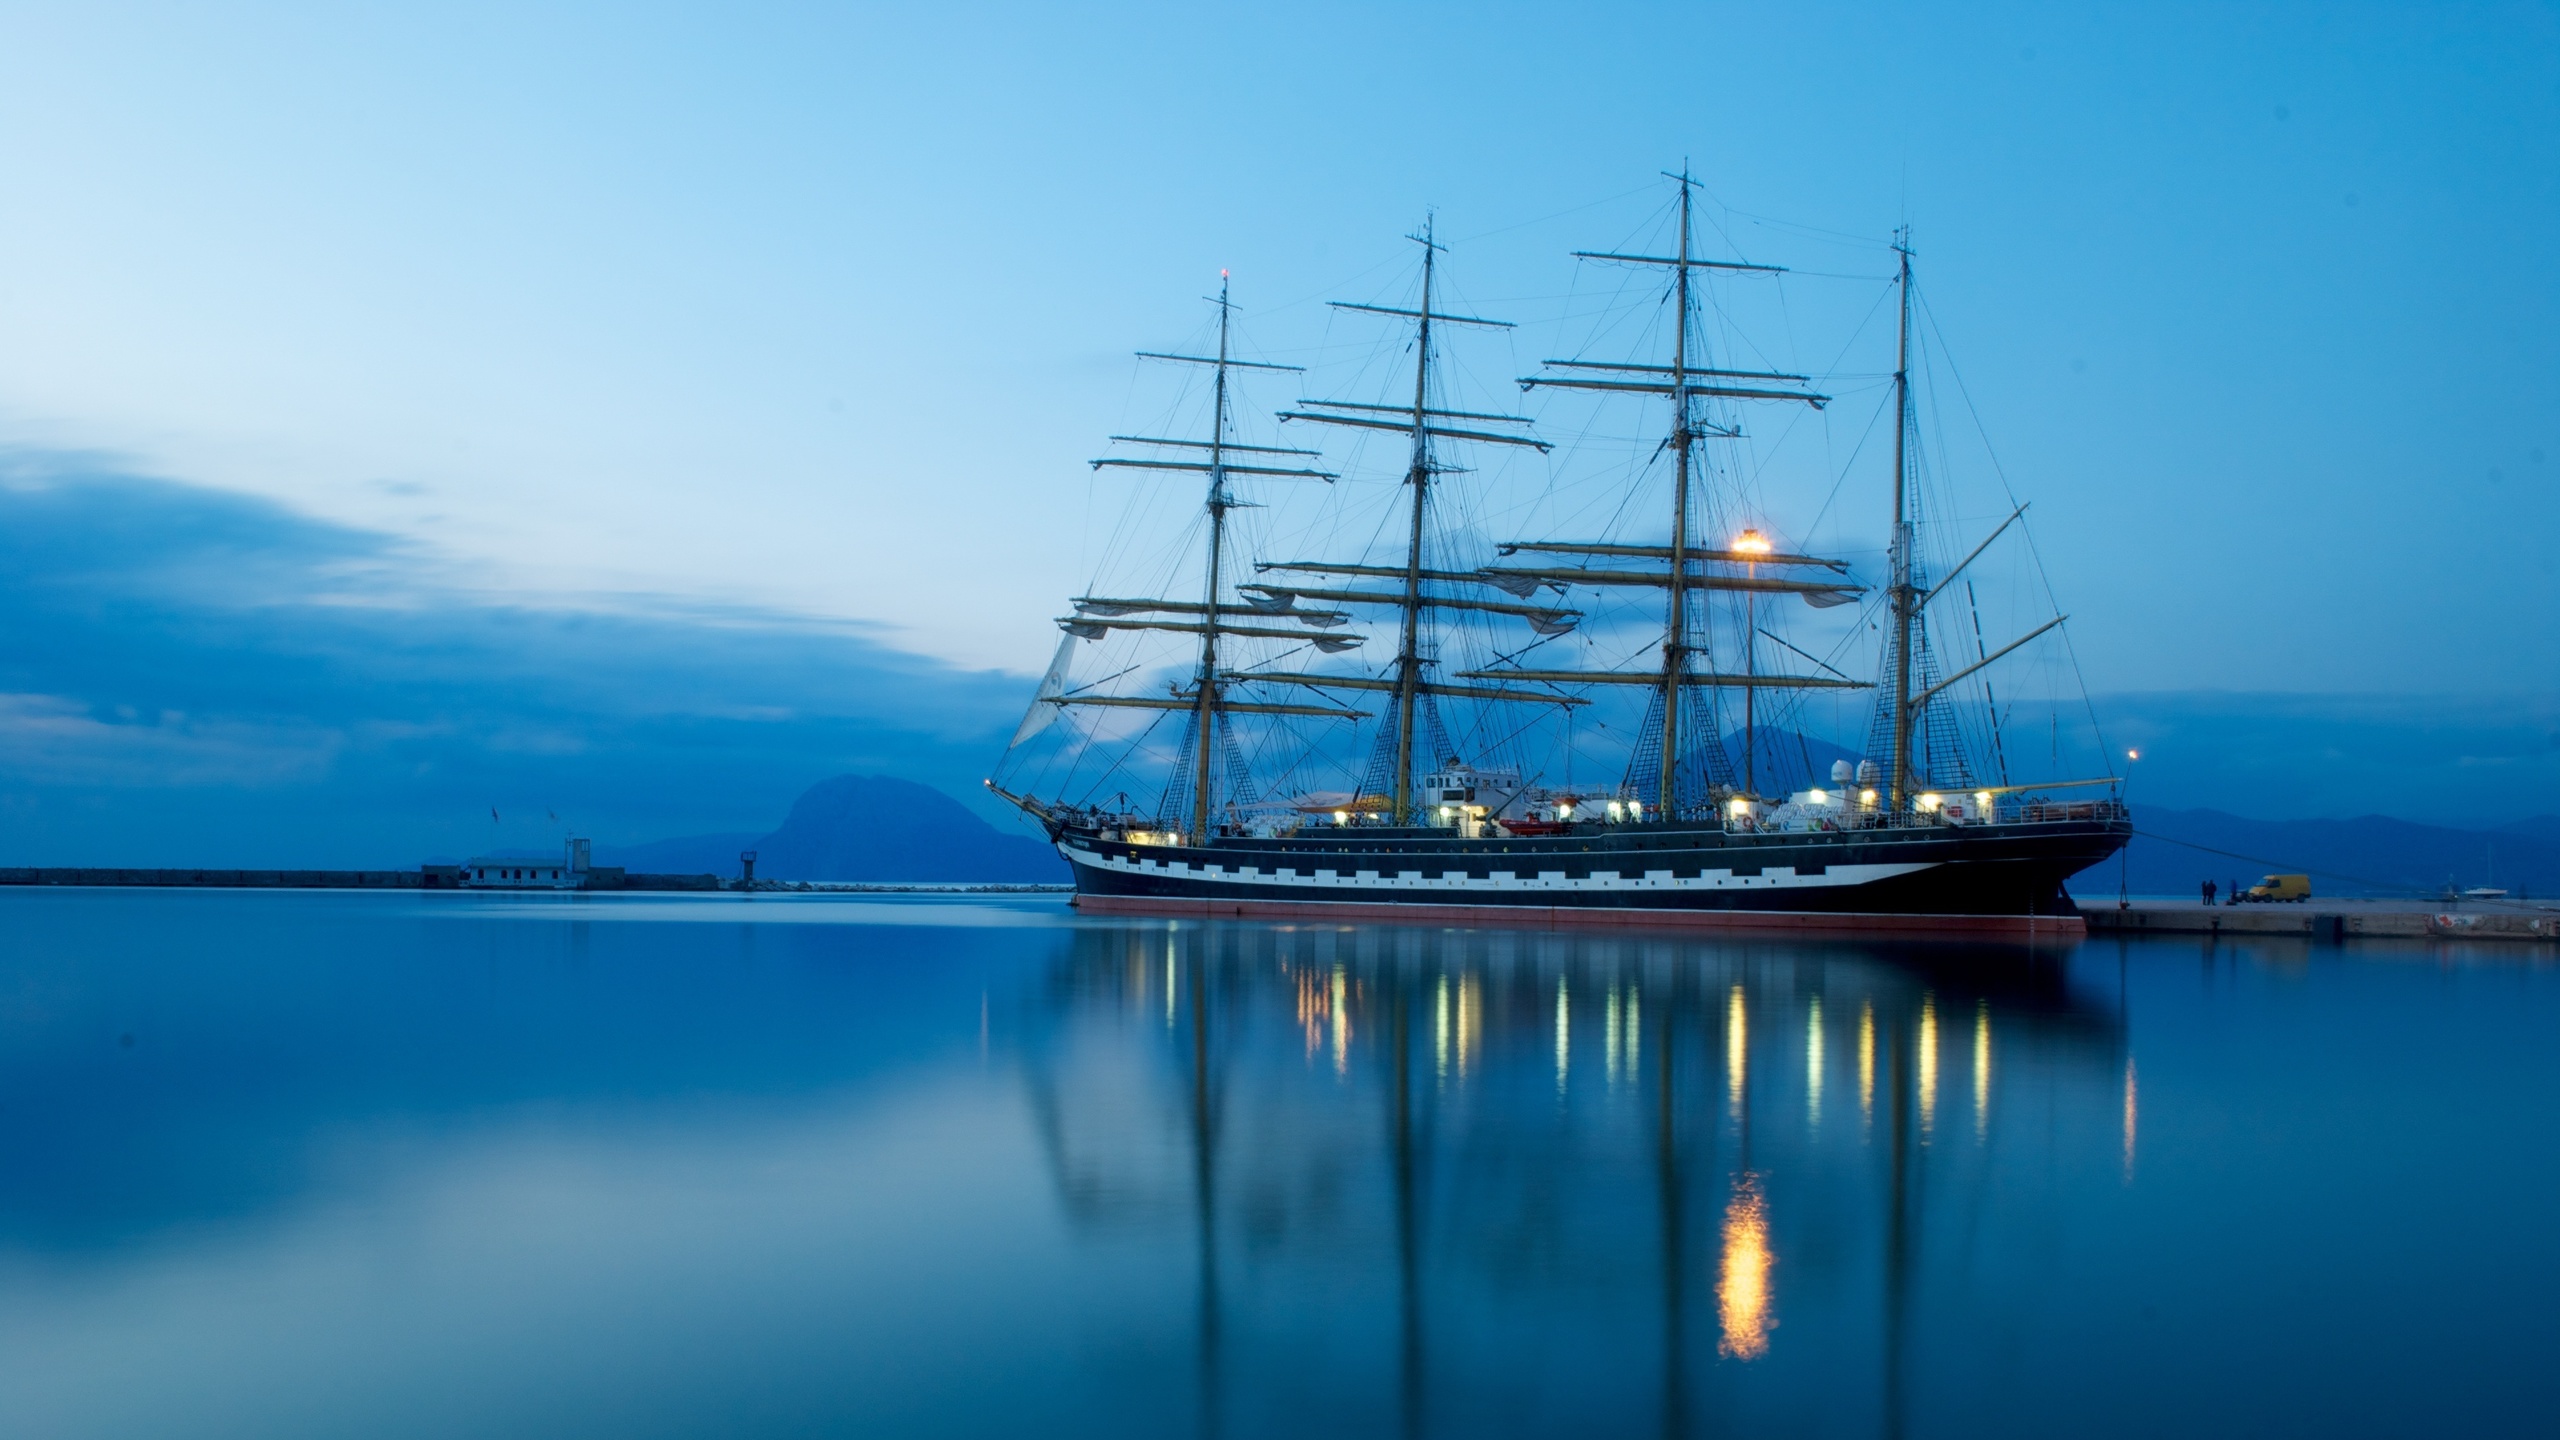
[1071,890,2088,939]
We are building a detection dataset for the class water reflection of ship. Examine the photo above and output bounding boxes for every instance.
[1022,922,2128,1437]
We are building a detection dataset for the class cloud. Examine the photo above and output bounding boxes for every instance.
[0,693,345,788]
[0,450,1043,866]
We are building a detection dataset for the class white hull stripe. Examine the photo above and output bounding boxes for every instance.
[1063,845,1933,892]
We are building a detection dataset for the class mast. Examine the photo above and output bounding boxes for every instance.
[1658,175,1696,817]
[1500,173,1852,818]
[1192,276,1235,840]
[1887,232,1916,814]
[1744,547,1758,795]
[1393,224,1441,825]
[1069,293,1354,827]
[1272,225,1551,826]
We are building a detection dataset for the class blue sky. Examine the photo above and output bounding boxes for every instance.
[0,2,2553,859]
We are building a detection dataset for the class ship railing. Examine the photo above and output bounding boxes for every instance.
[2017,798,2127,824]
[1718,797,2124,835]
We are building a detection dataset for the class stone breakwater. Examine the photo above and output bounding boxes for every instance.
[0,867,722,892]
[2083,899,2559,943]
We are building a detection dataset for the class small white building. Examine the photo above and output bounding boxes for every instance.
[464,838,592,890]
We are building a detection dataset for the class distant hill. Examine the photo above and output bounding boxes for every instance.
[2121,806,2558,899]
[1710,728,1865,796]
[600,776,1065,883]
[754,775,1063,881]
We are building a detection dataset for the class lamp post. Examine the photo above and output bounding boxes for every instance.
[2117,749,2137,909]
[1734,528,1774,794]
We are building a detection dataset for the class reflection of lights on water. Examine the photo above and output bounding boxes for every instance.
[1554,979,1570,1094]
[1165,946,1176,1028]
[1918,995,1939,1135]
[1858,1001,1875,1127]
[1435,975,1450,1080]
[2123,1056,2138,1182]
[1458,975,1481,1078]
[1717,1173,1775,1359]
[1605,986,1639,1083]
[1806,995,1824,1127]
[1331,965,1349,1076]
[1974,999,1991,1140]
[1625,987,1639,1078]
[1433,973,1480,1083]
[1605,989,1620,1083]
[1295,968,1329,1063]
[1726,985,1748,1114]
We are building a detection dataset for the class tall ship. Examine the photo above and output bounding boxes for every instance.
[990,176,2128,935]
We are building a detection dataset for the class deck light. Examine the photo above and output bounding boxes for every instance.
[1557,803,1573,819]
[1733,528,1774,555]
[1629,800,1643,819]
[1333,810,1348,825]
[1808,788,1828,804]
[1918,793,1943,812]
[1975,791,1993,810]
[1607,800,1625,821]
[1860,789,1878,805]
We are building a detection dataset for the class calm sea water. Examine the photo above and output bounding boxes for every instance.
[1,889,2553,1438]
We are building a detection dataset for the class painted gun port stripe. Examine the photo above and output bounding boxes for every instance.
[1062,844,1929,893]
[1069,891,2086,938]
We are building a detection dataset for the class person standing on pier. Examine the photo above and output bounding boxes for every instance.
[2203,879,2217,907]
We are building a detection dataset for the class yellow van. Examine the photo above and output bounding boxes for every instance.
[2246,874,2312,903]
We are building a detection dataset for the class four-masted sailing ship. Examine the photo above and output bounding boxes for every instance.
[989,176,2128,934]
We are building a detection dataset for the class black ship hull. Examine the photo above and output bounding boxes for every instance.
[1049,810,2129,937]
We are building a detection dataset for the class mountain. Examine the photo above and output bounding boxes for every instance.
[605,776,1066,883]
[2117,806,2559,899]
[1713,728,1865,796]
[754,775,1064,881]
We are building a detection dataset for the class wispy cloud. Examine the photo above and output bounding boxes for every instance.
[0,451,1039,866]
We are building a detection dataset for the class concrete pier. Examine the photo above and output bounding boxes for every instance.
[2082,898,2560,943]
[0,867,723,892]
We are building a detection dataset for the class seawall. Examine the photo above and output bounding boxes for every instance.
[2082,899,2559,943]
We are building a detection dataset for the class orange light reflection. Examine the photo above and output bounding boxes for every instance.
[1717,1173,1775,1359]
